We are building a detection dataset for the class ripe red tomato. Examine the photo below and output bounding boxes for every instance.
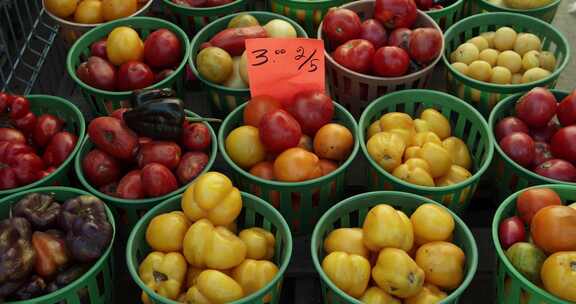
[0,127,26,144]
[535,159,576,182]
[533,141,553,167]
[141,163,179,197]
[12,153,45,184]
[551,126,576,163]
[9,96,30,119]
[286,91,334,136]
[88,116,139,160]
[498,216,526,249]
[373,46,410,77]
[332,39,376,74]
[137,141,182,170]
[177,151,209,184]
[374,0,417,29]
[415,0,434,10]
[517,188,562,224]
[388,28,412,51]
[76,56,117,91]
[322,8,362,45]
[409,28,442,64]
[499,132,535,167]
[557,90,576,126]
[531,121,559,142]
[117,61,155,91]
[82,149,121,187]
[43,132,78,167]
[33,114,63,147]
[359,19,388,48]
[515,87,557,128]
[259,109,302,153]
[182,123,211,151]
[243,96,283,127]
[13,112,37,134]
[144,29,182,69]
[91,39,108,59]
[495,116,529,141]
[250,161,275,180]
[0,93,11,113]
[116,170,144,199]
[0,168,18,189]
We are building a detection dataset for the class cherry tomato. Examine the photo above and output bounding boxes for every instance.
[259,109,302,153]
[409,28,442,64]
[557,90,576,126]
[499,132,535,167]
[517,188,562,224]
[373,46,410,77]
[88,116,139,160]
[515,87,557,128]
[82,149,122,187]
[359,19,387,48]
[498,216,526,249]
[9,96,30,119]
[322,8,362,45]
[177,151,209,184]
[0,128,26,144]
[243,96,282,127]
[388,28,412,52]
[13,112,37,134]
[531,121,559,142]
[273,147,322,182]
[182,123,211,151]
[533,141,553,167]
[144,29,182,69]
[43,132,78,167]
[495,116,529,141]
[116,170,144,199]
[91,39,108,59]
[550,126,576,163]
[286,91,334,136]
[332,39,375,74]
[374,0,417,29]
[117,61,155,91]
[535,159,576,182]
[141,163,179,197]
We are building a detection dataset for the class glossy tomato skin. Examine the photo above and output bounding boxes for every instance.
[332,39,376,74]
[409,28,442,64]
[250,161,275,180]
[533,141,553,167]
[495,117,529,141]
[0,127,26,144]
[286,91,334,136]
[137,141,182,170]
[499,132,535,167]
[117,61,155,91]
[116,170,144,199]
[182,123,211,151]
[259,109,302,153]
[91,39,108,59]
[322,8,362,45]
[517,188,562,224]
[13,112,37,134]
[388,28,412,51]
[144,29,182,69]
[557,90,576,126]
[10,96,30,119]
[42,132,78,167]
[531,205,576,253]
[0,168,18,190]
[141,163,179,197]
[77,56,117,91]
[88,116,139,160]
[176,151,209,184]
[415,0,434,10]
[243,96,283,127]
[515,87,557,128]
[499,216,526,249]
[374,0,417,29]
[33,114,63,147]
[360,19,388,48]
[12,153,45,185]
[551,126,576,163]
[373,46,410,77]
[82,149,121,187]
[273,147,322,182]
[531,121,559,142]
[535,159,576,182]
[0,142,34,164]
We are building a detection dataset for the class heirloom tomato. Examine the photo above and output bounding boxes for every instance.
[332,39,375,74]
[360,19,387,48]
[286,91,334,136]
[322,8,362,45]
[259,109,302,153]
[531,205,576,253]
[516,188,561,224]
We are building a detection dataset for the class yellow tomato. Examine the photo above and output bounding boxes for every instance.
[404,283,448,304]
[324,228,369,258]
[45,0,78,18]
[239,51,249,85]
[232,259,278,301]
[420,109,451,140]
[418,142,452,178]
[360,286,401,304]
[106,26,144,66]
[322,252,371,298]
[367,132,406,172]
[74,0,103,24]
[379,112,416,144]
[392,159,435,187]
[436,165,472,204]
[411,132,442,147]
[410,203,455,245]
[239,227,275,260]
[442,137,472,170]
[404,146,422,162]
[185,270,244,303]
[372,248,425,298]
[362,204,413,252]
[413,119,430,133]
[101,0,137,21]
[225,126,266,169]
[415,241,465,290]
[367,121,382,139]
[145,211,190,252]
[197,47,233,84]
[541,252,576,302]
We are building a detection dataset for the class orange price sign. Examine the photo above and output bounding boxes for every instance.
[245,38,325,105]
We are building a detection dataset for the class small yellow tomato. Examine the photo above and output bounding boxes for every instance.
[225,126,266,168]
[497,51,522,74]
[467,36,489,52]
[145,211,190,252]
[106,26,144,66]
[522,67,551,83]
[541,252,576,302]
[324,228,369,258]
[393,159,435,187]
[478,48,500,66]
[74,0,103,24]
[452,43,479,64]
[363,204,413,252]
[522,50,541,71]
[418,142,452,178]
[322,252,371,298]
[367,120,382,139]
[442,136,471,170]
[494,27,517,51]
[379,112,416,144]
[410,203,455,245]
[185,270,244,303]
[232,259,278,301]
[239,227,275,260]
[415,241,466,290]
[101,0,137,21]
[411,132,442,147]
[360,286,401,304]
[45,0,78,18]
[539,51,557,71]
[404,283,448,304]
[513,33,541,56]
[468,60,493,81]
[491,66,512,84]
[413,119,430,133]
[372,248,425,298]
[367,132,406,172]
[480,31,495,48]
[404,146,422,162]
[197,47,233,84]
[420,109,451,140]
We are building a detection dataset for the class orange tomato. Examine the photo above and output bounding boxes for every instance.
[273,147,322,182]
[101,0,137,21]
[313,123,354,161]
[541,252,576,302]
[319,159,338,176]
[531,205,576,253]
[74,0,103,24]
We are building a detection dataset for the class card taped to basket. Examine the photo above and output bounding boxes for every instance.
[245,38,325,104]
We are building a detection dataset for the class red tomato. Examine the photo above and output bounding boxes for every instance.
[0,127,26,144]
[117,61,155,91]
[182,123,211,151]
[388,28,412,51]
[374,0,417,29]
[517,188,562,224]
[204,0,233,7]
[415,0,434,10]
[88,116,139,160]
[33,114,63,147]
[535,159,576,182]
[9,96,30,119]
[551,126,576,163]
[359,19,388,48]
[43,132,78,167]
[286,91,334,136]
[373,46,410,77]
[243,96,283,127]
[0,93,11,113]
[82,149,122,187]
[533,141,553,167]
[177,151,209,184]
[557,90,576,126]
[116,170,144,199]
[495,116,529,141]
[0,142,34,164]
[332,39,376,74]
[141,163,179,197]
[319,159,339,175]
[409,28,442,64]
[259,109,302,153]
[0,168,18,189]
[12,153,45,185]
[76,56,117,91]
[91,39,108,59]
[515,87,557,128]
[250,161,275,180]
[110,108,129,122]
[322,8,362,45]
[137,141,182,170]
[498,216,526,249]
[155,69,175,82]
[144,29,182,69]
[13,112,37,134]
[531,120,559,142]
[499,132,535,167]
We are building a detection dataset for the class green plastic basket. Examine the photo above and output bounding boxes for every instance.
[66,17,190,116]
[74,111,217,229]
[311,191,478,304]
[0,95,86,198]
[0,187,115,304]
[219,102,359,234]
[269,0,350,37]
[189,11,308,118]
[161,0,248,35]
[492,184,575,304]
[358,89,494,214]
[426,0,466,31]
[442,12,570,117]
[126,191,293,304]
[472,0,561,23]
[487,90,576,200]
